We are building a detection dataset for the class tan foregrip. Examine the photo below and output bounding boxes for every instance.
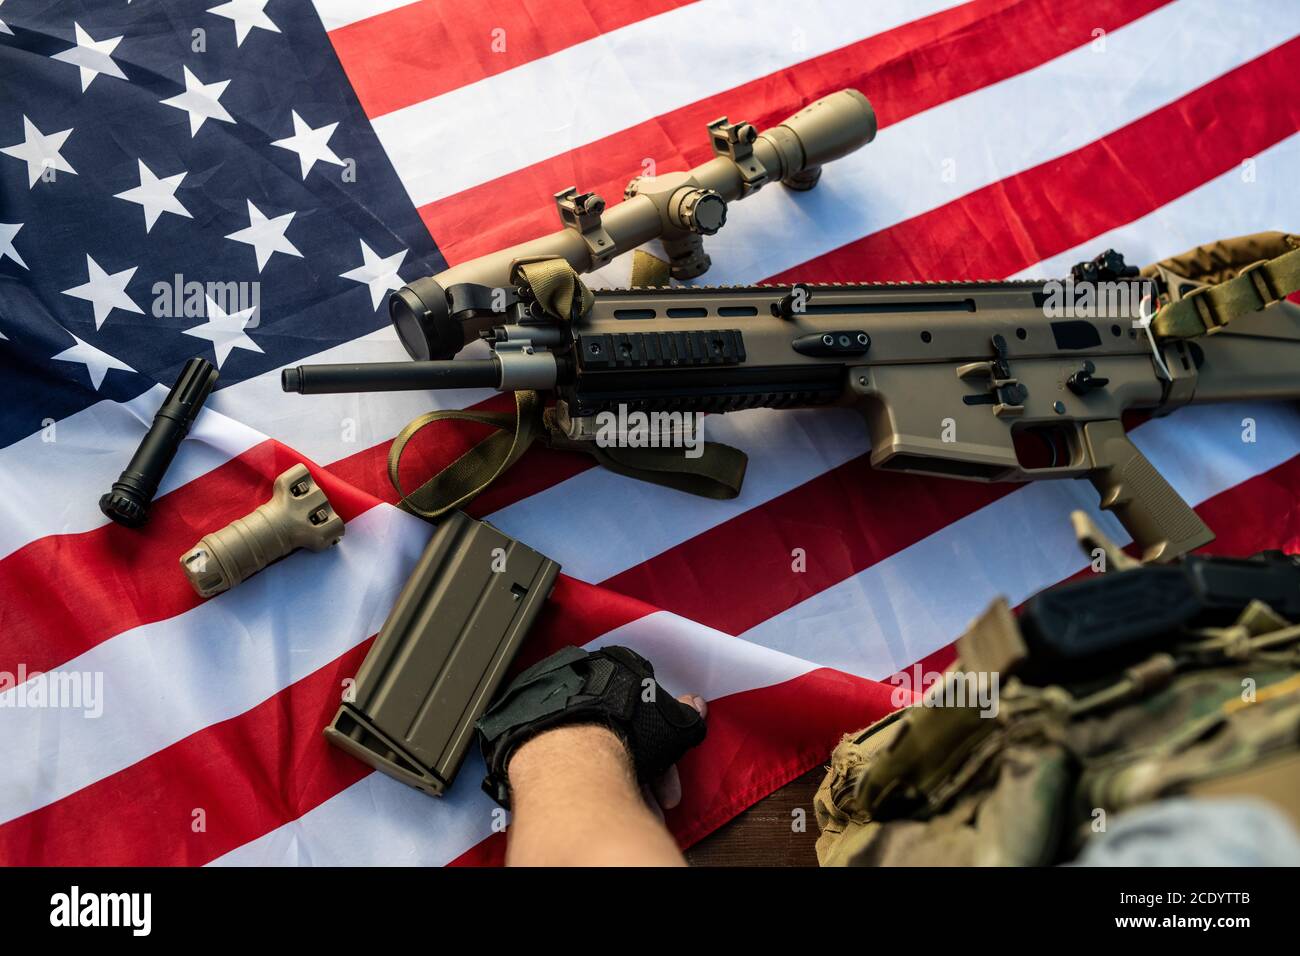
[180,464,345,597]
[1082,420,1214,564]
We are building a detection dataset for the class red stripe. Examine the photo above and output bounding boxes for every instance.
[330,0,698,120]
[0,574,651,866]
[779,35,1300,283]
[0,441,380,677]
[0,641,376,866]
[605,455,1011,634]
[417,0,1169,266]
[0,399,588,677]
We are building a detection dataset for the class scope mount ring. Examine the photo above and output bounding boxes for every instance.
[707,116,768,194]
[554,187,616,269]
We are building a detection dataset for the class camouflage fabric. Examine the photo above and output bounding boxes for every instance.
[814,604,1300,867]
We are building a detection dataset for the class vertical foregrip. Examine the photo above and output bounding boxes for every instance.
[1081,420,1215,564]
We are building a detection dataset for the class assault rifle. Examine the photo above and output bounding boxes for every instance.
[284,241,1300,564]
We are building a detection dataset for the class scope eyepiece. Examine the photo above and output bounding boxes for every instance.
[390,276,460,361]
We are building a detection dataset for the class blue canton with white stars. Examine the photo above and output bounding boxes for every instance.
[0,0,446,448]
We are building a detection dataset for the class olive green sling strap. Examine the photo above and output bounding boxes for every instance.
[1151,232,1300,340]
[387,256,747,520]
[388,390,544,519]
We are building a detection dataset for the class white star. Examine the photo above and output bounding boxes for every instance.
[51,334,135,390]
[207,0,280,47]
[0,0,11,37]
[0,222,26,269]
[340,240,407,310]
[51,22,127,92]
[1,116,76,188]
[183,295,263,369]
[160,66,235,137]
[225,200,302,272]
[115,160,192,232]
[272,111,344,180]
[62,254,144,330]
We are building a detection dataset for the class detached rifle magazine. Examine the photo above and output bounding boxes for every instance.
[324,511,560,796]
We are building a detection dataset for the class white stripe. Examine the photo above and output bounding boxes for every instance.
[375,0,967,207]
[378,0,1296,213]
[1012,131,1300,280]
[0,503,429,824]
[489,407,868,581]
[205,327,497,465]
[695,0,1300,285]
[211,610,818,866]
[312,0,418,32]
[0,388,265,561]
[741,401,1300,677]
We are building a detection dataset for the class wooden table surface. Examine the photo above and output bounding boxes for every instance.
[685,767,826,867]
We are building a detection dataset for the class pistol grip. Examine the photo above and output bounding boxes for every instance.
[1082,420,1214,564]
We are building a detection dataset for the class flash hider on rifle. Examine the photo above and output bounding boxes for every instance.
[389,89,876,361]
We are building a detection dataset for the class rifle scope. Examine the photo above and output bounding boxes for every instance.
[390,89,876,362]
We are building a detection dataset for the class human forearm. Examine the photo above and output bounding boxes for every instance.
[504,724,687,867]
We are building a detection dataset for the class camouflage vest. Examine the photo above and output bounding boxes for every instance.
[814,598,1300,866]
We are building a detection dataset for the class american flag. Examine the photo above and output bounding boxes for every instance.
[0,0,1298,866]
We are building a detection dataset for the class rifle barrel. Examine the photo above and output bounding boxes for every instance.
[281,360,501,394]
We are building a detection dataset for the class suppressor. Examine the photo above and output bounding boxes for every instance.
[325,511,560,797]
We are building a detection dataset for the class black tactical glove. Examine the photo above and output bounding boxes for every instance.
[476,644,707,808]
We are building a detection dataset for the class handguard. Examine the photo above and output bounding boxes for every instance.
[477,644,707,808]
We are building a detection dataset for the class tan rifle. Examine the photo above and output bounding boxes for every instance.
[287,233,1300,565]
